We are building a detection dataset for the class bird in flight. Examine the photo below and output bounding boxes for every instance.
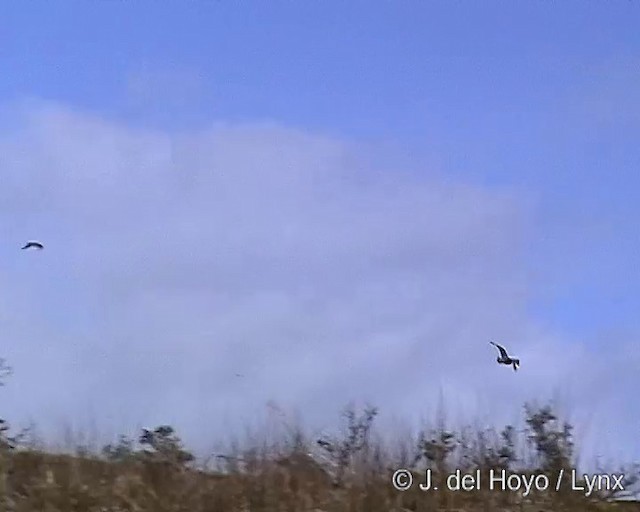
[489,341,520,371]
[21,241,44,251]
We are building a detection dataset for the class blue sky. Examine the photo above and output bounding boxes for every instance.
[2,1,637,335]
[0,1,638,466]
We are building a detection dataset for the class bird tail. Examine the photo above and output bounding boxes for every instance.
[512,359,520,371]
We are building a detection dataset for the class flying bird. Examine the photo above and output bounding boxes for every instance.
[21,241,44,251]
[489,341,520,371]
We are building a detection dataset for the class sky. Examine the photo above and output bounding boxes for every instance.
[0,1,638,469]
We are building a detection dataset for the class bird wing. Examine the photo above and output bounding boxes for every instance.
[22,241,43,249]
[489,341,509,358]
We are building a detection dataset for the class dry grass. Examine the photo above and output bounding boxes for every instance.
[0,402,637,511]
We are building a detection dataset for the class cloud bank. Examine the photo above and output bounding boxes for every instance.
[0,100,636,466]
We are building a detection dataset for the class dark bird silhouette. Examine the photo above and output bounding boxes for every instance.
[316,439,333,452]
[21,241,44,250]
[489,341,520,371]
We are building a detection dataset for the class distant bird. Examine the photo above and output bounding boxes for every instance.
[21,241,44,251]
[317,439,333,452]
[489,341,520,371]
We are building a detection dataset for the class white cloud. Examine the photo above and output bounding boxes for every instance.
[0,100,636,468]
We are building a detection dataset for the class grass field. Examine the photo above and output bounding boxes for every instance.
[0,401,637,511]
